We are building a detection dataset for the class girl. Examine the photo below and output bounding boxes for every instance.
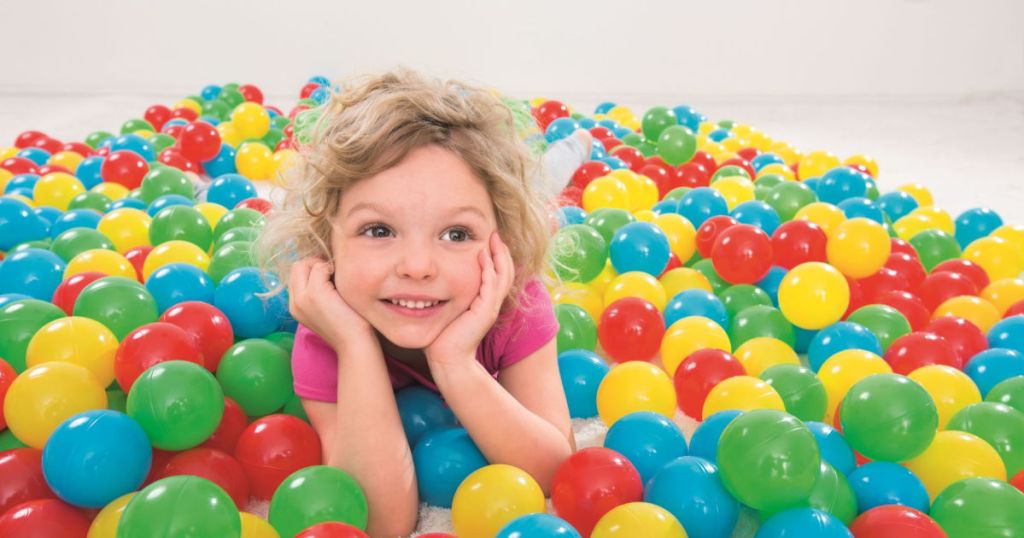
[258,68,584,537]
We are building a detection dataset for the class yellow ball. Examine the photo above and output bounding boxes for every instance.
[597,361,676,426]
[981,278,1024,315]
[910,207,954,235]
[992,224,1024,253]
[897,183,934,207]
[3,362,108,449]
[142,240,210,281]
[7,193,35,207]
[587,260,618,297]
[92,182,130,201]
[661,316,732,377]
[217,122,244,148]
[174,98,203,115]
[49,150,85,173]
[826,218,891,278]
[933,296,1001,334]
[653,213,697,262]
[230,102,270,139]
[633,209,657,223]
[34,172,85,211]
[734,337,800,377]
[894,214,938,241]
[195,202,229,230]
[583,176,632,213]
[702,376,785,418]
[87,493,135,538]
[818,350,893,423]
[26,317,118,387]
[607,105,635,124]
[97,208,151,253]
[963,236,1023,282]
[711,176,755,210]
[591,502,687,538]
[269,149,301,186]
[65,249,137,280]
[799,150,841,180]
[0,146,18,160]
[844,154,879,178]
[552,282,604,322]
[451,464,546,538]
[239,512,280,538]
[908,365,982,429]
[604,271,667,311]
[757,163,796,181]
[236,142,273,180]
[0,168,13,191]
[610,169,656,212]
[795,202,846,235]
[905,430,1005,500]
[660,268,712,296]
[770,141,802,166]
[778,262,850,330]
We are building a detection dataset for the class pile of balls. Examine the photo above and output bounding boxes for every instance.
[0,76,1022,538]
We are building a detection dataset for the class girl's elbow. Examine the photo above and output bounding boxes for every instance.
[537,442,575,497]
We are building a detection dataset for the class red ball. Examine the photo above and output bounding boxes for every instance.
[551,447,643,537]
[696,215,739,259]
[598,298,665,363]
[179,121,222,162]
[162,448,250,509]
[771,220,828,269]
[639,163,675,199]
[719,157,756,181]
[1005,299,1024,319]
[849,505,945,537]
[558,185,584,208]
[844,276,865,319]
[32,137,63,154]
[673,349,745,420]
[890,238,918,258]
[200,397,249,454]
[884,332,962,374]
[143,448,179,487]
[857,267,911,303]
[659,253,683,279]
[0,359,15,430]
[926,316,989,364]
[60,142,94,158]
[932,259,990,291]
[37,164,72,176]
[875,290,931,332]
[711,224,773,284]
[690,151,717,175]
[598,137,621,152]
[610,146,645,172]
[171,107,199,122]
[0,499,90,538]
[100,150,149,189]
[14,130,47,149]
[159,301,235,372]
[0,449,55,517]
[736,148,761,162]
[163,124,185,140]
[570,161,612,191]
[234,414,323,500]
[884,252,927,289]
[124,246,151,282]
[51,272,105,316]
[144,105,173,132]
[296,522,370,538]
[675,162,710,188]
[535,100,570,130]
[1,156,41,176]
[299,83,321,100]
[589,126,614,139]
[917,271,978,312]
[238,84,264,104]
[158,147,199,173]
[234,197,273,214]
[114,322,204,392]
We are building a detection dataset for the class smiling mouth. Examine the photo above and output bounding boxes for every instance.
[381,299,449,310]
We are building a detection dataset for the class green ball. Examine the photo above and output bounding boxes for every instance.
[282,393,308,422]
[717,409,820,513]
[693,258,729,295]
[712,165,752,183]
[656,125,697,166]
[84,130,114,149]
[215,226,261,250]
[141,167,194,204]
[0,429,28,451]
[846,304,911,352]
[663,187,691,202]
[265,331,296,355]
[121,118,155,135]
[805,462,857,524]
[217,339,293,417]
[0,299,65,372]
[766,181,817,222]
[263,128,285,149]
[118,475,241,538]
[269,465,368,537]
[839,373,938,462]
[909,230,962,271]
[641,106,678,142]
[150,205,213,251]
[549,224,607,283]
[148,133,177,154]
[947,402,1024,477]
[621,132,644,147]
[987,376,1024,414]
[760,364,827,422]
[554,303,597,353]
[73,276,158,340]
[208,241,255,284]
[729,305,795,348]
[127,360,224,450]
[67,191,112,213]
[219,88,245,109]
[214,208,265,244]
[930,478,1024,538]
[719,284,773,320]
[50,228,115,262]
[583,208,636,246]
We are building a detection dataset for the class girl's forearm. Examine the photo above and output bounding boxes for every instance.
[333,343,418,537]
[430,360,574,495]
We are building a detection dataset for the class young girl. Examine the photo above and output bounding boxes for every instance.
[258,69,582,537]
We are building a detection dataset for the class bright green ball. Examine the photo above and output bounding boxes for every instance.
[269,465,368,537]
[126,360,224,450]
[216,339,293,417]
[839,373,938,462]
[118,475,240,538]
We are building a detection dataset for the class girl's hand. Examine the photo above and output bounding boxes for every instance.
[425,232,515,367]
[288,257,378,354]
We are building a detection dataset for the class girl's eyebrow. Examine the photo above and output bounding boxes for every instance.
[346,202,486,220]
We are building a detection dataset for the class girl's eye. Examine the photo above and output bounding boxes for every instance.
[360,224,393,238]
[442,227,473,242]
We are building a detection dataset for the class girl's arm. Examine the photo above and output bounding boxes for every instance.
[429,337,574,495]
[303,340,419,538]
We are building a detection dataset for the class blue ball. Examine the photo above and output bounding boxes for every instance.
[145,263,215,313]
[751,153,785,172]
[594,102,616,115]
[0,197,49,250]
[838,197,885,224]
[49,209,103,239]
[308,75,331,86]
[214,268,288,338]
[848,461,930,514]
[201,84,222,101]
[678,187,729,227]
[198,116,221,127]
[75,156,106,190]
[672,105,705,133]
[497,513,581,538]
[0,248,66,300]
[310,87,330,105]
[412,427,487,508]
[876,191,919,222]
[161,119,188,132]
[41,410,151,508]
[17,147,50,166]
[756,508,851,538]
[708,129,732,143]
[609,221,671,276]
[645,456,739,538]
[207,174,257,210]
[557,349,609,419]
[589,139,607,161]
[147,194,194,217]
[5,173,40,195]
[33,206,62,230]
[604,411,687,484]
[731,200,781,236]
[955,207,1003,249]
[756,266,788,308]
[202,145,238,179]
[688,410,741,465]
[108,134,155,161]
[395,385,456,447]
[816,168,868,205]
[556,206,587,228]
[109,198,147,211]
[807,322,883,372]
[989,315,1024,355]
[964,348,1024,397]
[546,117,581,144]
[602,156,629,170]
[806,421,855,476]
[794,327,818,354]
[652,199,679,216]
[665,289,728,329]
[578,117,597,130]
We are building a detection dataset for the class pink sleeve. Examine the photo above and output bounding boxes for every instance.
[291,323,340,402]
[495,278,559,370]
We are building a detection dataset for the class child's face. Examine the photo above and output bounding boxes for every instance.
[331,145,498,352]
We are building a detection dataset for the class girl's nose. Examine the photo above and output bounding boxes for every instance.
[396,245,437,280]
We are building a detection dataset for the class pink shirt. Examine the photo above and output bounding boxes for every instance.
[291,278,559,401]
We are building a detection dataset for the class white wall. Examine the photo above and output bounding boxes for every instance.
[2,0,1022,100]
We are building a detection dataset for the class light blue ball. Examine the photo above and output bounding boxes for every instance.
[731,200,781,236]
[964,348,1024,397]
[497,513,581,538]
[75,156,106,190]
[412,427,487,508]
[806,421,855,476]
[645,456,739,538]
[609,221,671,276]
[955,207,1003,249]
[145,263,215,313]
[545,117,580,144]
[557,349,609,419]
[678,187,728,227]
[876,191,918,222]
[108,134,155,161]
[756,266,788,308]
[201,145,238,179]
[0,248,66,301]
[816,167,868,205]
[605,411,687,485]
[807,322,883,373]
[688,410,741,465]
[988,315,1024,356]
[207,173,257,210]
[395,385,456,447]
[848,461,930,514]
[665,289,728,329]
[49,209,102,239]
[838,197,885,224]
[755,508,851,538]
[214,267,288,338]
[556,206,587,228]
[0,197,48,250]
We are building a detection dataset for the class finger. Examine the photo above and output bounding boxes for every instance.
[308,260,334,292]
[288,258,316,297]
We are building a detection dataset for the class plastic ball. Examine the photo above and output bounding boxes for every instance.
[207,173,257,209]
[840,373,938,462]
[771,220,828,270]
[0,248,65,301]
[710,224,773,284]
[0,298,65,373]
[678,187,729,227]
[963,236,1021,282]
[33,172,85,211]
[590,502,686,538]
[603,411,687,485]
[756,508,850,538]
[64,248,136,281]
[847,304,912,352]
[765,181,817,222]
[908,365,981,428]
[644,456,738,538]
[549,224,608,283]
[848,505,943,538]
[126,360,224,450]
[72,276,158,340]
[927,316,989,365]
[947,402,1024,477]
[826,218,891,278]
[240,512,281,538]
[964,348,1024,397]
[729,305,795,348]
[217,338,293,417]
[603,271,667,311]
[598,297,664,362]
[235,142,274,180]
[496,513,580,538]
[652,213,697,262]
[778,262,849,330]
[231,103,271,139]
[760,364,828,422]
[294,521,368,538]
[795,202,847,235]
[554,303,597,353]
[551,448,643,537]
[235,414,322,500]
[87,493,135,538]
[0,196,48,250]
[905,430,1006,500]
[97,208,151,253]
[392,385,455,447]
[609,221,671,276]
[0,448,55,518]
[817,349,893,423]
[142,239,210,281]
[806,421,856,476]
[117,476,241,538]
[25,316,117,387]
[159,447,250,509]
[214,267,288,338]
[267,465,368,536]
[179,121,222,162]
[987,376,1024,414]
[144,262,215,313]
[557,349,610,419]
[596,361,675,426]
[703,375,785,417]
[452,464,545,538]
[0,498,92,538]
[101,150,149,189]
[929,477,1024,538]
[661,316,732,377]
[411,426,487,507]
[734,337,800,377]
[849,460,930,514]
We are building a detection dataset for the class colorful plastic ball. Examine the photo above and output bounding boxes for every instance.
[199,396,249,455]
[734,337,800,377]
[142,239,210,280]
[765,181,817,222]
[777,262,849,331]
[826,218,891,278]
[806,421,856,476]
[929,477,1024,538]
[551,448,644,537]
[41,410,151,508]
[609,221,671,276]
[710,224,773,284]
[729,305,795,348]
[146,193,194,217]
[202,144,238,178]
[3,362,107,449]
[50,228,114,263]
[849,460,930,514]
[496,513,581,538]
[934,295,1001,334]
[546,117,581,143]
[33,172,85,211]
[214,267,288,338]
[849,505,944,538]
[294,521,368,538]
[947,402,1024,477]
[731,200,781,236]
[412,427,487,508]
[96,207,151,253]
[25,316,117,387]
[139,167,193,204]
[114,321,203,393]
[927,316,989,365]
[64,248,136,281]
[965,348,1024,397]
[557,349,610,419]
[0,248,66,301]
[643,456,738,538]
[0,498,92,538]
[101,150,148,189]
[905,430,1006,500]
[0,298,65,373]
[656,125,696,166]
[884,332,961,375]
[795,202,846,235]
[685,411,739,466]
[842,376,936,462]
[717,409,821,513]
[452,464,545,538]
[696,215,739,258]
[72,276,158,340]
[550,224,608,283]
[770,220,828,270]
[554,303,597,353]
[987,376,1024,414]
[126,360,224,450]
[394,385,456,447]
[678,187,729,227]
[145,262,215,313]
[760,364,827,422]
[582,176,630,212]
[603,411,687,485]
[661,316,732,377]
[672,348,745,420]
[596,361,676,426]
[216,338,292,417]
[908,365,982,429]
[235,414,322,500]
[239,512,280,538]
[756,508,851,538]
[664,289,728,330]
[178,121,222,162]
[908,229,961,271]
[160,301,235,372]
[207,173,257,209]
[117,476,241,538]
[161,447,250,509]
[955,207,1003,249]
[847,304,912,352]
[719,284,774,320]
[86,493,135,538]
[598,297,664,362]
[0,196,48,250]
[590,502,686,538]
[231,103,271,139]
[818,349,893,423]
[703,375,785,417]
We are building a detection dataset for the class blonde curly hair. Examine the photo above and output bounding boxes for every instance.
[256,67,561,318]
